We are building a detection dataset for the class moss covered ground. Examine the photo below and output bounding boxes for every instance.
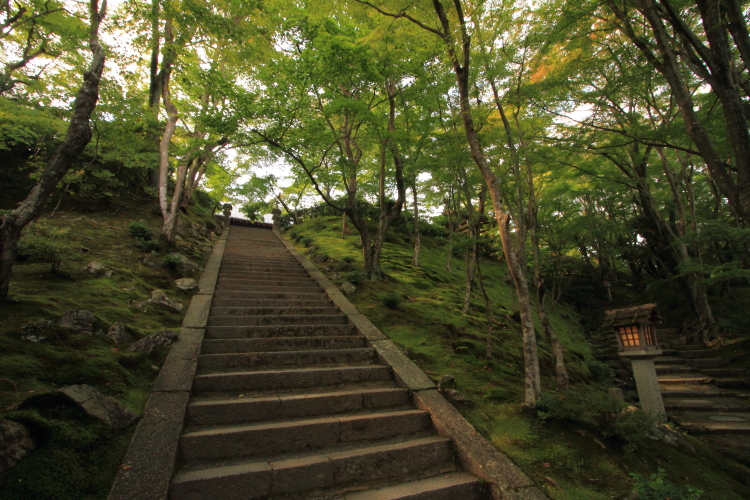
[0,196,220,499]
[285,216,750,500]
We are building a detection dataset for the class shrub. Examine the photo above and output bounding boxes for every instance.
[537,385,658,454]
[379,292,402,309]
[586,359,616,385]
[630,468,702,500]
[135,239,161,253]
[342,271,366,284]
[300,236,314,247]
[16,221,78,273]
[128,220,153,240]
[161,254,183,270]
[289,230,299,239]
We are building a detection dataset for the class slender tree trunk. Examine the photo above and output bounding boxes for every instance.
[412,183,421,267]
[0,0,106,299]
[366,80,407,280]
[462,245,476,313]
[431,0,540,407]
[476,256,494,359]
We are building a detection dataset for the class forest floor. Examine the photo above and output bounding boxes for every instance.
[285,215,750,500]
[0,194,221,500]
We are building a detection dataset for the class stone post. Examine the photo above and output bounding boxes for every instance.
[222,203,232,223]
[620,349,665,420]
[271,208,282,231]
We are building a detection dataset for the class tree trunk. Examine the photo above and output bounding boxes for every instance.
[412,184,421,267]
[429,0,541,407]
[0,0,106,299]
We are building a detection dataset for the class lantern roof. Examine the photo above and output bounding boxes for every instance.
[603,303,662,328]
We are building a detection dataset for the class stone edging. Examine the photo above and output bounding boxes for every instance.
[108,224,230,500]
[273,229,548,500]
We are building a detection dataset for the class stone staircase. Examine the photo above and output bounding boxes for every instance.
[654,329,750,437]
[169,226,490,499]
[590,315,750,462]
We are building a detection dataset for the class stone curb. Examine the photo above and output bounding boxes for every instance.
[272,229,547,500]
[108,223,230,500]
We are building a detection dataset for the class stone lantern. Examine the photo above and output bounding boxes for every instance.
[604,303,665,419]
[271,208,282,230]
[222,203,232,221]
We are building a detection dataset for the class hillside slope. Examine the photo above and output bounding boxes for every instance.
[283,216,750,500]
[0,195,222,500]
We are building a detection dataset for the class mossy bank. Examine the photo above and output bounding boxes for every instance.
[0,194,222,500]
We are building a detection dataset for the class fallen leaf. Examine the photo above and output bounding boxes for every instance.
[544,477,560,489]
[122,465,132,470]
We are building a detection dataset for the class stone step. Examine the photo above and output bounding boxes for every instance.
[663,397,750,412]
[345,472,487,500]
[218,273,313,282]
[670,411,750,434]
[209,306,341,317]
[196,348,377,371]
[653,356,685,365]
[179,409,431,461]
[658,328,681,336]
[655,365,697,375]
[686,358,728,369]
[215,285,324,294]
[661,337,687,346]
[702,368,746,377]
[221,258,301,266]
[678,349,716,359]
[212,290,328,301]
[170,436,454,499]
[205,324,358,339]
[193,365,392,393]
[201,336,367,354]
[218,270,313,278]
[187,387,410,426]
[217,278,319,287]
[210,299,332,309]
[660,384,730,399]
[207,314,348,327]
[658,374,713,385]
[714,378,749,389]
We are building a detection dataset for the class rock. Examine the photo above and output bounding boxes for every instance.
[20,319,54,342]
[134,290,183,313]
[442,388,474,407]
[58,385,138,430]
[175,278,198,291]
[608,387,625,402]
[341,281,356,295]
[150,290,183,312]
[652,423,696,453]
[80,261,107,275]
[58,310,96,334]
[0,419,34,475]
[142,255,162,268]
[104,270,113,278]
[126,329,178,355]
[166,252,203,273]
[107,323,134,343]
